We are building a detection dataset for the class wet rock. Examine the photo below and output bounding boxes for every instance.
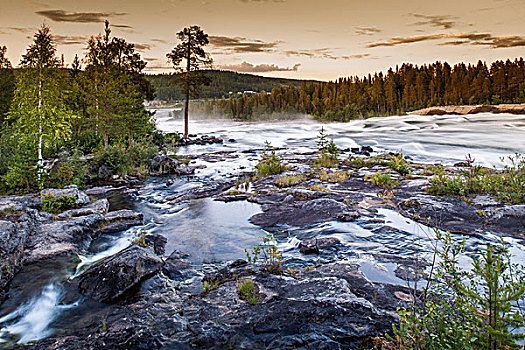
[148,154,180,174]
[162,250,196,281]
[24,213,105,264]
[144,234,167,256]
[0,218,31,299]
[41,185,90,205]
[299,237,340,255]
[215,193,250,202]
[58,199,109,219]
[78,245,163,302]
[95,210,144,235]
[250,198,350,227]
[183,263,400,349]
[84,186,128,198]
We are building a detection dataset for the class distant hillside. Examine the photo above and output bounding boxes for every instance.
[146,70,321,101]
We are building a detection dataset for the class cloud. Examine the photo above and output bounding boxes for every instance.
[52,34,88,45]
[112,24,134,29]
[341,54,370,59]
[209,35,279,53]
[152,38,170,45]
[0,27,34,34]
[36,10,126,23]
[218,61,300,73]
[284,48,337,59]
[410,13,458,30]
[134,43,152,51]
[367,32,525,48]
[355,27,381,35]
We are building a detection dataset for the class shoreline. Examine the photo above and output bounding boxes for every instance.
[407,103,525,116]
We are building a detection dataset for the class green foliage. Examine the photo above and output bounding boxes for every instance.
[427,154,525,204]
[0,46,15,122]
[274,174,306,188]
[45,150,88,188]
[1,144,39,194]
[393,230,525,350]
[131,228,151,248]
[311,153,339,168]
[365,171,399,189]
[245,233,283,275]
[41,194,79,214]
[389,153,411,176]
[255,141,287,177]
[238,279,259,305]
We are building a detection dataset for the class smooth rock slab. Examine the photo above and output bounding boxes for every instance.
[78,245,163,302]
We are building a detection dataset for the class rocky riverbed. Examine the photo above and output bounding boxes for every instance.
[0,141,524,349]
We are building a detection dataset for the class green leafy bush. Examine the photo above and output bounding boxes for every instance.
[393,230,525,350]
[41,194,79,213]
[427,154,525,204]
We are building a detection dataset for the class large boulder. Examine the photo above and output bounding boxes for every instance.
[78,245,164,302]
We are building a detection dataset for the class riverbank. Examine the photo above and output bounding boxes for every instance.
[0,143,523,349]
[408,103,525,116]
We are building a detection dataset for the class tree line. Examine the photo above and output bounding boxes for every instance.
[204,59,525,121]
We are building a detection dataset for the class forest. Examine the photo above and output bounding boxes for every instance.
[200,59,525,121]
[146,70,319,101]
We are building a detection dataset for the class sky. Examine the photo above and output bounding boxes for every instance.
[0,0,524,81]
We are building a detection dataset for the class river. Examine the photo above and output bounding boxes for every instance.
[1,111,524,345]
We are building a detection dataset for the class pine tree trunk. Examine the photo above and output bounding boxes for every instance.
[184,35,191,139]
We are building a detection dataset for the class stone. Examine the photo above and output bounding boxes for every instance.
[78,245,164,302]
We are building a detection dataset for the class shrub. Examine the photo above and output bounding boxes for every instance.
[255,141,287,177]
[388,153,411,176]
[365,171,399,189]
[426,154,525,204]
[312,127,339,168]
[275,174,306,188]
[41,194,79,213]
[393,230,525,350]
[346,155,389,169]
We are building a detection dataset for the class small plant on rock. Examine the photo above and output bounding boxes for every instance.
[311,127,339,169]
[245,232,283,274]
[238,279,259,305]
[255,141,287,178]
[365,171,399,190]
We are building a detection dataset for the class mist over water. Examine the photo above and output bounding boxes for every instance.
[153,109,525,167]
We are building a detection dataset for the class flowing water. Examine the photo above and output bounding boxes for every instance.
[1,111,525,344]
